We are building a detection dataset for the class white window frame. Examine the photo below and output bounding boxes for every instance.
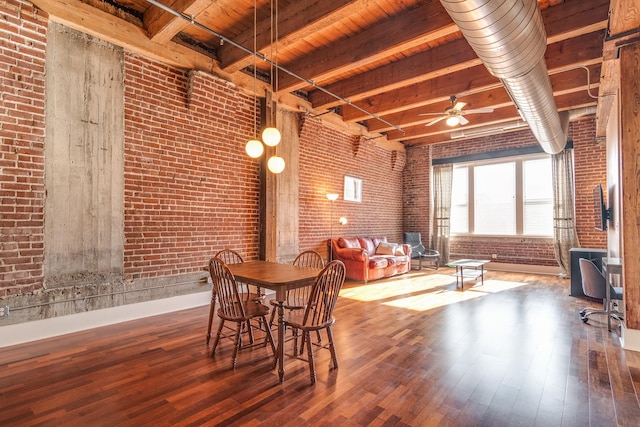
[450,154,553,237]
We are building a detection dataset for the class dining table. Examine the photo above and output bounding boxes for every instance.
[227,260,321,383]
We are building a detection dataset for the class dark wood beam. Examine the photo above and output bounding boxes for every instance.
[276,1,457,92]
[342,30,606,123]
[218,0,367,73]
[144,0,212,44]
[309,0,609,110]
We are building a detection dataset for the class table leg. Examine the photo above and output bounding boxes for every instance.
[277,301,285,383]
[481,265,484,286]
[460,266,464,290]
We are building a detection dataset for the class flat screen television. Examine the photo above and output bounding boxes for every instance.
[593,183,608,231]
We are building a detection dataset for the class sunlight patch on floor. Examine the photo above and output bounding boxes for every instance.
[341,277,528,312]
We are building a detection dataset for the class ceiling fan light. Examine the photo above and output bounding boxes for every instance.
[446,116,460,127]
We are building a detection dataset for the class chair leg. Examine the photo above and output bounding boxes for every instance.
[206,296,215,345]
[268,306,277,330]
[231,321,242,369]
[246,320,255,345]
[326,326,338,369]
[211,319,225,357]
[304,330,316,385]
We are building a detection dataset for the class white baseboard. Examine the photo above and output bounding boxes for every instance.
[0,292,210,348]
[486,262,561,275]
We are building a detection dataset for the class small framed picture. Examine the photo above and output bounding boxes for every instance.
[344,176,362,202]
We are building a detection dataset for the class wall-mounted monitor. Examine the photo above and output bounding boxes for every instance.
[593,183,610,231]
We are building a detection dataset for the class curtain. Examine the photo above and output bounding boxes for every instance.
[432,163,453,264]
[552,149,580,278]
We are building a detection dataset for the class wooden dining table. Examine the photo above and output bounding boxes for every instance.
[227,260,321,383]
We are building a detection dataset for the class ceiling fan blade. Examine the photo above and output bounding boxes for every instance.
[418,112,445,116]
[426,116,447,126]
[452,101,466,111]
[458,116,469,125]
[462,107,494,114]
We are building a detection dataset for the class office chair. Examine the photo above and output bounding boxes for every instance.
[578,258,623,331]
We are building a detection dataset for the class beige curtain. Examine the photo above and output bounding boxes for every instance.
[552,149,580,278]
[432,163,453,264]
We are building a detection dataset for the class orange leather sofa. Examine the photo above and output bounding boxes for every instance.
[330,236,412,282]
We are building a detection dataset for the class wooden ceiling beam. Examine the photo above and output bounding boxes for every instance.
[30,0,219,73]
[310,0,609,110]
[144,0,213,44]
[342,30,606,123]
[218,0,368,73]
[596,0,640,138]
[276,1,457,92]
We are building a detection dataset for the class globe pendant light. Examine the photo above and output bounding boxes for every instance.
[245,138,264,158]
[267,155,285,174]
[262,126,281,146]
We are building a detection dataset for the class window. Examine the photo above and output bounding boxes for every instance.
[450,155,553,236]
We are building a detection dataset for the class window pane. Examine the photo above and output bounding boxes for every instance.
[474,162,515,235]
[450,167,468,233]
[523,158,553,235]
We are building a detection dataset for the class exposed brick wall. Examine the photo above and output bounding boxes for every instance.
[403,143,431,247]
[298,116,406,258]
[402,117,606,267]
[571,118,608,248]
[123,57,262,280]
[0,0,47,296]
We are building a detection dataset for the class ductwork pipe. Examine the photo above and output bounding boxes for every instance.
[439,0,566,154]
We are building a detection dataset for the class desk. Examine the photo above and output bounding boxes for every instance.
[446,259,489,290]
[227,261,320,383]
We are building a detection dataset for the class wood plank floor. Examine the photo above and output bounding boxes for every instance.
[1,270,640,426]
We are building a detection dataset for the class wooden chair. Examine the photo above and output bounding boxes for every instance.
[208,257,275,368]
[268,250,325,329]
[206,249,260,345]
[278,260,346,384]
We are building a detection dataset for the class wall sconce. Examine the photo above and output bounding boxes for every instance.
[339,217,348,225]
[326,193,339,261]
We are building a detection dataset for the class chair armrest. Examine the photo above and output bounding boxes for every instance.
[334,246,368,262]
[402,244,412,258]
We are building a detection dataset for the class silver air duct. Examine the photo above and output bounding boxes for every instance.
[439,0,566,154]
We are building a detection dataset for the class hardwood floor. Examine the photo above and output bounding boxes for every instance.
[1,270,640,426]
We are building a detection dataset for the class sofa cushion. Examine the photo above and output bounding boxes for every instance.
[338,237,361,249]
[358,237,377,254]
[368,256,389,269]
[376,241,397,255]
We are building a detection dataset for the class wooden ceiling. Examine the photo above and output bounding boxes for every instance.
[34,0,618,148]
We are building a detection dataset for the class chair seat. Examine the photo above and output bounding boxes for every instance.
[218,300,271,322]
[283,310,335,332]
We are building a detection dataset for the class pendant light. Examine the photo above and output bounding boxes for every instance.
[245,0,264,159]
[265,0,284,173]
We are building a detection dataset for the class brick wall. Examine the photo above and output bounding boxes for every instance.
[403,117,606,267]
[0,0,47,296]
[298,116,406,258]
[571,118,608,248]
[123,57,262,280]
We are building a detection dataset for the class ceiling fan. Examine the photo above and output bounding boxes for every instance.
[420,95,494,127]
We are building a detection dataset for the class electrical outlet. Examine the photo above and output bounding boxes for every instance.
[0,305,9,318]
[491,254,498,259]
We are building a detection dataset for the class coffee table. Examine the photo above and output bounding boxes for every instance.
[446,259,490,290]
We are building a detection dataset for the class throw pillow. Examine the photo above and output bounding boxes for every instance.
[376,241,397,255]
[394,245,405,256]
